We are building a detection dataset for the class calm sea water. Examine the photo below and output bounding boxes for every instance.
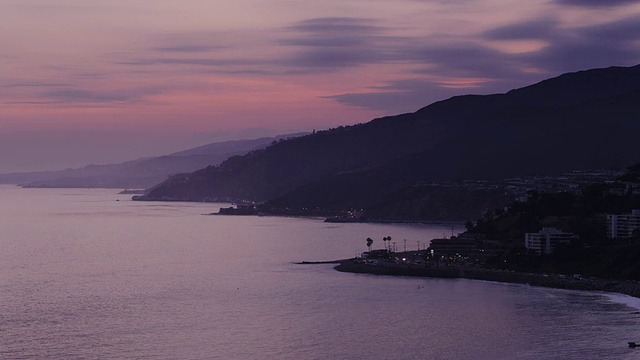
[1,186,640,359]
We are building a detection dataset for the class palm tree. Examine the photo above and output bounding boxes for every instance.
[383,236,392,252]
[366,237,373,252]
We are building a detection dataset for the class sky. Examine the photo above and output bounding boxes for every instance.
[1,0,640,173]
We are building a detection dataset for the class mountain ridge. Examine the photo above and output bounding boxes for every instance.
[136,64,640,220]
[0,133,306,188]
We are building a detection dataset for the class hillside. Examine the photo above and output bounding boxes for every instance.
[0,134,305,189]
[458,164,640,279]
[136,64,640,219]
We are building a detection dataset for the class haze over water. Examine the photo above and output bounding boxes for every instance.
[1,185,639,359]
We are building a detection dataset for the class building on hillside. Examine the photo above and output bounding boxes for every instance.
[430,237,478,258]
[217,203,258,215]
[524,227,578,255]
[607,209,640,239]
[429,233,502,263]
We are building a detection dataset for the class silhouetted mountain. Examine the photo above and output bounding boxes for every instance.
[137,64,640,220]
[0,133,306,188]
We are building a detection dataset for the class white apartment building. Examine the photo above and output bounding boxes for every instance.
[607,209,640,239]
[524,227,579,255]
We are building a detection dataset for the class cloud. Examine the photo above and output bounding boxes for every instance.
[279,36,368,48]
[1,81,72,88]
[4,79,238,109]
[405,41,526,81]
[279,17,552,79]
[518,38,639,72]
[152,45,227,53]
[515,15,640,72]
[284,17,383,36]
[115,57,285,77]
[119,17,531,80]
[0,82,108,107]
[40,89,135,103]
[324,79,459,113]
[117,58,251,67]
[483,19,559,40]
[8,87,166,108]
[322,14,640,112]
[321,76,520,113]
[554,0,640,7]
[111,12,640,115]
[282,48,385,68]
[118,17,400,73]
[147,31,249,54]
[278,17,400,69]
[118,30,273,74]
[579,14,640,41]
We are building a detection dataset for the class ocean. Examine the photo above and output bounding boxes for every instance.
[1,185,639,359]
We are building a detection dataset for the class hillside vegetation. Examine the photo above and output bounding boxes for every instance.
[137,65,640,221]
[468,164,640,279]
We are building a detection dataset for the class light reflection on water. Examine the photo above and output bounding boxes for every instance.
[0,186,639,359]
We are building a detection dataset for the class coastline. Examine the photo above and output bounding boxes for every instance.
[329,259,640,299]
[324,217,463,225]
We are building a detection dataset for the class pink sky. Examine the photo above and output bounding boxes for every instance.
[1,0,640,172]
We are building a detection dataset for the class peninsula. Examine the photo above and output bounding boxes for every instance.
[325,163,640,298]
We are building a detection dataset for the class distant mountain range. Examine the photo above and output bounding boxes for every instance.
[134,64,640,219]
[0,133,306,189]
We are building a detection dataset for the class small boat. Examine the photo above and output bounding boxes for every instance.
[628,342,639,348]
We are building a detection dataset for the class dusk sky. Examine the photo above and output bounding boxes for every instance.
[1,0,640,172]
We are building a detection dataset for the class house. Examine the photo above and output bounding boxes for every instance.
[524,227,578,255]
[429,233,503,263]
[607,209,640,239]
